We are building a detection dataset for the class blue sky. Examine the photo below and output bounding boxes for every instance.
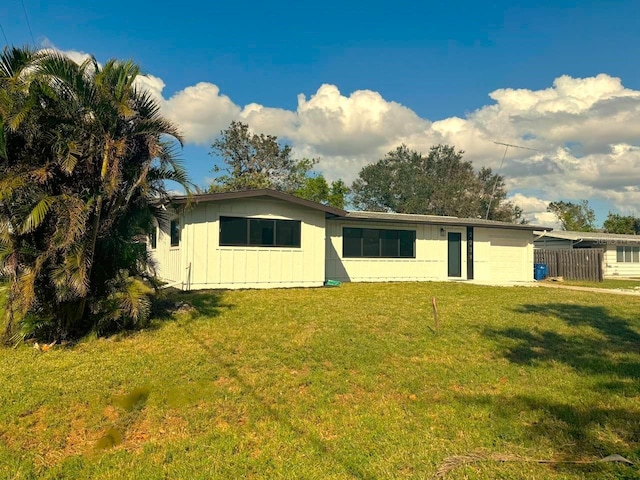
[2,0,640,226]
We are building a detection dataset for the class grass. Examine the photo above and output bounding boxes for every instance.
[1,282,639,479]
[558,278,640,290]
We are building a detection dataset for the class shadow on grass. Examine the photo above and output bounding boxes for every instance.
[479,303,640,472]
[94,289,234,343]
[178,321,374,480]
[485,303,640,391]
[150,288,234,323]
[457,393,640,476]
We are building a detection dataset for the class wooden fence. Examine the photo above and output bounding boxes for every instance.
[534,248,604,282]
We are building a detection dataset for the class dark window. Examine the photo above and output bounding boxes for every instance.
[381,230,399,257]
[220,217,301,247]
[617,246,640,263]
[149,227,157,249]
[342,227,415,258]
[399,230,414,257]
[250,219,275,246]
[220,217,248,245]
[170,220,180,247]
[343,228,362,257]
[276,220,301,247]
[362,229,380,257]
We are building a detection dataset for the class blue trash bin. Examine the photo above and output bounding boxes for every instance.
[534,263,548,281]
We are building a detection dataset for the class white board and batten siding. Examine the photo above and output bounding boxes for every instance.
[181,198,326,290]
[325,221,534,284]
[150,191,541,289]
[325,220,457,282]
[604,244,640,277]
[474,228,533,283]
[148,218,181,283]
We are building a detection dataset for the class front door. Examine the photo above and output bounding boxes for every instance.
[448,232,462,277]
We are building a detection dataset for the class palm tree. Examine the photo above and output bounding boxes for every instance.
[0,46,191,342]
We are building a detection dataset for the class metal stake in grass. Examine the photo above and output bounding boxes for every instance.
[432,297,439,333]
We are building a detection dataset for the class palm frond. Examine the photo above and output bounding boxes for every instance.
[21,195,57,233]
[1,47,189,341]
[50,243,90,299]
[0,118,7,160]
[55,140,80,174]
[116,276,153,321]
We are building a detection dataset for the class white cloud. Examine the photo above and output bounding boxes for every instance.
[40,39,94,66]
[507,193,559,227]
[134,74,165,102]
[161,83,241,145]
[34,45,640,222]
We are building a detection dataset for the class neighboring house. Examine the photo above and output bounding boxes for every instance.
[534,230,640,278]
[149,189,548,290]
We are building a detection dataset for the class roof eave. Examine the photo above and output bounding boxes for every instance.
[169,189,347,217]
[340,212,550,231]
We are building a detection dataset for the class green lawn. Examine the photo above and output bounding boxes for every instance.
[560,278,640,291]
[1,282,639,479]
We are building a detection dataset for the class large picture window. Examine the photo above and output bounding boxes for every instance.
[343,227,415,258]
[616,246,640,263]
[220,216,301,247]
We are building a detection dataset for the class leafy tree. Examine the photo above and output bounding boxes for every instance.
[295,176,349,209]
[210,121,315,192]
[209,121,350,208]
[0,47,191,342]
[546,200,595,232]
[351,144,522,221]
[327,179,350,210]
[603,213,640,234]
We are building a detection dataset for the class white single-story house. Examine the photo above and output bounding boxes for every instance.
[534,230,640,278]
[149,189,549,290]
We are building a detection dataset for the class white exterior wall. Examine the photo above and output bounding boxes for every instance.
[473,228,534,283]
[326,220,465,282]
[151,198,537,288]
[179,198,326,290]
[325,221,534,284]
[149,215,181,283]
[603,244,640,277]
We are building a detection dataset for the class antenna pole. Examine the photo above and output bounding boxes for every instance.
[485,141,539,220]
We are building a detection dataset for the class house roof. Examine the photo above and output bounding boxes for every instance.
[170,189,348,217]
[343,210,549,231]
[534,230,640,244]
[170,189,551,231]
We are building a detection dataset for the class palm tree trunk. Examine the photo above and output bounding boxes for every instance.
[72,141,111,327]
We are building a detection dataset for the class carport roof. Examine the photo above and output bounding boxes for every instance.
[534,230,640,244]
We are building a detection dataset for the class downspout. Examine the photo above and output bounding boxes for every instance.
[534,230,550,242]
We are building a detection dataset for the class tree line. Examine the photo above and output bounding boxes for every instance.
[208,121,523,222]
[547,200,640,234]
[211,122,640,233]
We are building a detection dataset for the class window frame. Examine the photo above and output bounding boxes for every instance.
[616,245,640,263]
[149,226,157,250]
[219,216,302,248]
[342,227,416,258]
[170,219,180,247]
